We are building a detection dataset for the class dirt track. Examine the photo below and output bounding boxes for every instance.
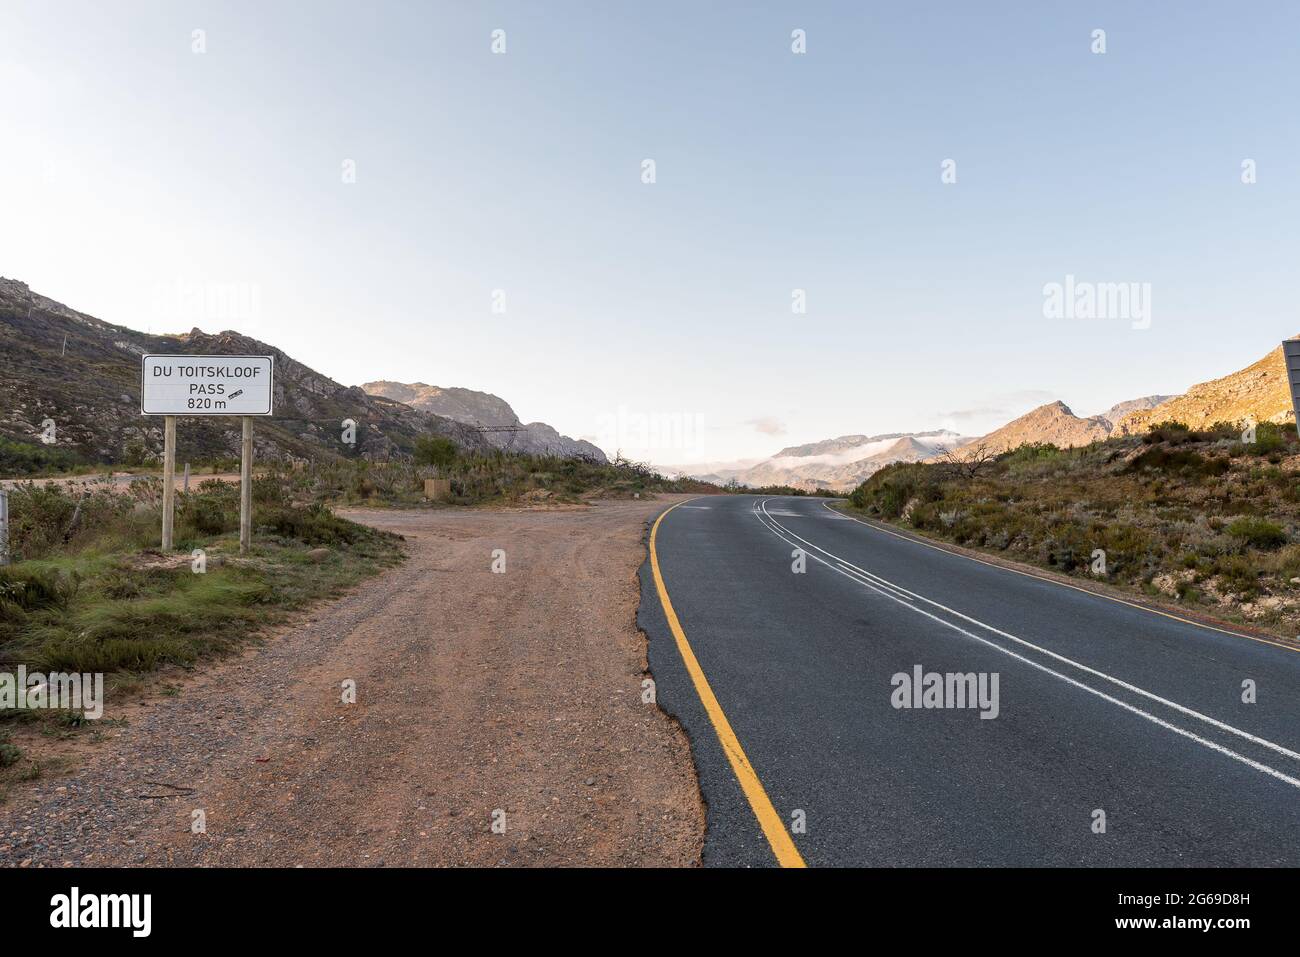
[0,496,704,867]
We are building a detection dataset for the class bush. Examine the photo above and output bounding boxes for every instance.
[1001,443,1062,466]
[178,488,238,536]
[413,436,459,472]
[0,739,20,768]
[0,438,80,475]
[849,463,934,518]
[1128,446,1228,477]
[0,566,80,615]
[1225,516,1288,550]
[1241,421,1287,456]
[1143,421,1194,445]
[1214,555,1261,598]
[3,483,137,560]
[261,504,361,546]
[0,565,80,645]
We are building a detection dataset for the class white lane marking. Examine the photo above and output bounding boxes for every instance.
[756,512,915,604]
[763,501,1300,763]
[677,506,712,509]
[754,500,1300,788]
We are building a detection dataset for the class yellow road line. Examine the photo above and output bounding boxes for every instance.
[649,499,807,868]
[825,501,1300,655]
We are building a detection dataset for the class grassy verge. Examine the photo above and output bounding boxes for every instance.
[844,421,1300,638]
[0,478,402,788]
[265,447,720,507]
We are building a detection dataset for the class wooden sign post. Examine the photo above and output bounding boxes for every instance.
[240,417,253,553]
[161,415,176,550]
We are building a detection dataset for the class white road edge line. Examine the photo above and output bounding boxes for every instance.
[754,499,1300,789]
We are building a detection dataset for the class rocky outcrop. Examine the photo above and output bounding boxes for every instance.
[363,381,606,462]
[1099,395,1177,427]
[1116,344,1297,435]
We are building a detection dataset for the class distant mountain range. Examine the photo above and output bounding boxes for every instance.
[747,337,1298,489]
[7,276,1295,484]
[682,430,972,491]
[362,381,606,462]
[683,379,1277,492]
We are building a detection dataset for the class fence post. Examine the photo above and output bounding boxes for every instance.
[0,488,9,565]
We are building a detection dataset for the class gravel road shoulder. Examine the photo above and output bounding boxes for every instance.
[0,495,704,867]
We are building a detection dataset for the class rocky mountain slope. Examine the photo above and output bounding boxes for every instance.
[1099,394,1177,427]
[962,401,1112,456]
[363,381,606,461]
[1116,342,1297,434]
[0,278,486,466]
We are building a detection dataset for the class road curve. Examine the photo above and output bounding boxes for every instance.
[637,494,1300,867]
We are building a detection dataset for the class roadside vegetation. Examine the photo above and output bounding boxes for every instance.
[724,478,841,498]
[270,440,720,507]
[844,421,1300,636]
[0,438,713,687]
[0,475,401,786]
[0,438,83,476]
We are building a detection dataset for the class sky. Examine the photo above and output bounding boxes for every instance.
[3,1,1299,466]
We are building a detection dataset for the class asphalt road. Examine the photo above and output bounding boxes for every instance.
[638,494,1300,867]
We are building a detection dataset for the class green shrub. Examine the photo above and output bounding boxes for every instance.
[1001,442,1062,466]
[261,504,361,546]
[0,565,80,614]
[1226,516,1288,549]
[1241,421,1287,455]
[1142,421,1196,445]
[0,739,20,768]
[3,483,137,560]
[849,463,934,518]
[178,490,238,536]
[1129,447,1227,477]
[0,438,80,475]
[1214,555,1261,597]
[413,436,459,471]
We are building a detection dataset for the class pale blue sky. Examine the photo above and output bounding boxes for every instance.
[3,1,1298,464]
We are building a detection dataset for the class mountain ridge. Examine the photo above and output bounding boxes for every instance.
[1116,343,1297,434]
[962,400,1113,456]
[0,277,487,465]
[362,380,606,462]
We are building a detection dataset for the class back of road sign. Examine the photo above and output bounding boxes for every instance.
[1284,340,1300,422]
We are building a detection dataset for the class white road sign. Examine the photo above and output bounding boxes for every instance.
[141,355,274,415]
